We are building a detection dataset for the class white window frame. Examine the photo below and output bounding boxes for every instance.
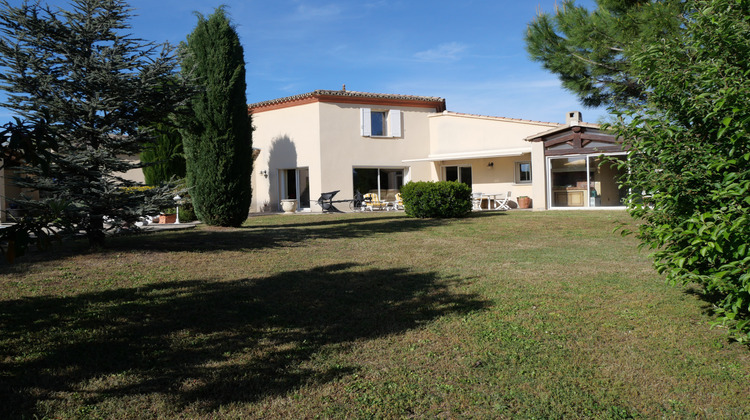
[278,167,311,212]
[515,161,532,184]
[360,108,402,138]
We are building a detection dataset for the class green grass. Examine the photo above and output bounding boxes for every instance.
[1,211,749,418]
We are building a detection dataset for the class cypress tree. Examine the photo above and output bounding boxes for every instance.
[0,0,189,248]
[180,7,252,227]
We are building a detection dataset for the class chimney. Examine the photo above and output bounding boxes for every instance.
[566,111,582,125]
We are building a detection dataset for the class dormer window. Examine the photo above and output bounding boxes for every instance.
[361,108,402,138]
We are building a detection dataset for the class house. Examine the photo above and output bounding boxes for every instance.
[249,89,626,213]
[1,89,627,221]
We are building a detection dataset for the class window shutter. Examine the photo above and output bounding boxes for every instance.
[389,109,402,137]
[361,108,371,136]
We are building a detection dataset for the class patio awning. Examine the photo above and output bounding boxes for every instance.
[402,147,531,162]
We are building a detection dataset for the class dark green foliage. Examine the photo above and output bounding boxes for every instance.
[141,122,186,186]
[0,0,189,249]
[400,181,472,218]
[614,0,750,341]
[179,7,252,227]
[178,203,196,223]
[525,0,683,108]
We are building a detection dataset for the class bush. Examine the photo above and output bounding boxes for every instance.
[613,0,750,342]
[178,202,197,222]
[400,181,472,218]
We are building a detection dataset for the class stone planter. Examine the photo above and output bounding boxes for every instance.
[280,199,297,213]
[517,196,532,209]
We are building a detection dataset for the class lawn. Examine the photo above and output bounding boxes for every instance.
[1,211,748,418]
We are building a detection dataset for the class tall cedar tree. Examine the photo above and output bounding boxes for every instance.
[0,0,189,248]
[525,0,683,109]
[614,0,750,341]
[180,8,251,227]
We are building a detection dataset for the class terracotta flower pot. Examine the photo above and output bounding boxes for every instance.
[159,213,177,224]
[517,197,532,209]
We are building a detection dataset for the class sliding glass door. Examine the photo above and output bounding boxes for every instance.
[547,154,627,208]
[352,167,404,202]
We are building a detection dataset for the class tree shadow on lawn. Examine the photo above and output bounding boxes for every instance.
[0,262,489,417]
[1,213,469,268]
[1,212,509,270]
[250,210,506,230]
[120,211,507,254]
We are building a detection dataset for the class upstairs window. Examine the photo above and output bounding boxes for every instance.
[361,108,402,138]
[371,111,386,136]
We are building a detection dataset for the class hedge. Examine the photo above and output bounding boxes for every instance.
[400,181,472,218]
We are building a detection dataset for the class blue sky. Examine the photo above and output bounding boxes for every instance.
[2,0,607,124]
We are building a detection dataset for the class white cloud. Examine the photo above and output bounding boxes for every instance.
[414,42,468,62]
[292,3,343,21]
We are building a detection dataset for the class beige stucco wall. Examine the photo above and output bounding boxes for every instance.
[117,155,146,184]
[428,112,556,155]
[433,154,533,204]
[318,102,435,202]
[530,141,547,210]
[428,113,556,208]
[250,102,322,212]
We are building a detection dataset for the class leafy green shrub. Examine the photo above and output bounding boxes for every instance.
[178,202,197,222]
[613,0,750,342]
[400,181,472,218]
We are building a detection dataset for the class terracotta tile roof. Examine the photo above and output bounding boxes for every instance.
[433,111,559,127]
[248,89,446,111]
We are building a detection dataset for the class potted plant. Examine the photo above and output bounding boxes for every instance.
[159,208,177,224]
[517,196,532,209]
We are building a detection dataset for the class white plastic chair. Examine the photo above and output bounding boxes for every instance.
[494,191,511,211]
[472,192,484,211]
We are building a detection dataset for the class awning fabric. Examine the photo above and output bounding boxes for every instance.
[402,147,531,162]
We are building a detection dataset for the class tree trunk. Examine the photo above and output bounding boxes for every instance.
[87,214,106,249]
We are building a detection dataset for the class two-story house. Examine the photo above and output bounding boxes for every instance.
[249,88,627,213]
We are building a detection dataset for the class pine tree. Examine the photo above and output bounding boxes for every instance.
[0,0,190,248]
[525,0,684,109]
[179,7,252,227]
